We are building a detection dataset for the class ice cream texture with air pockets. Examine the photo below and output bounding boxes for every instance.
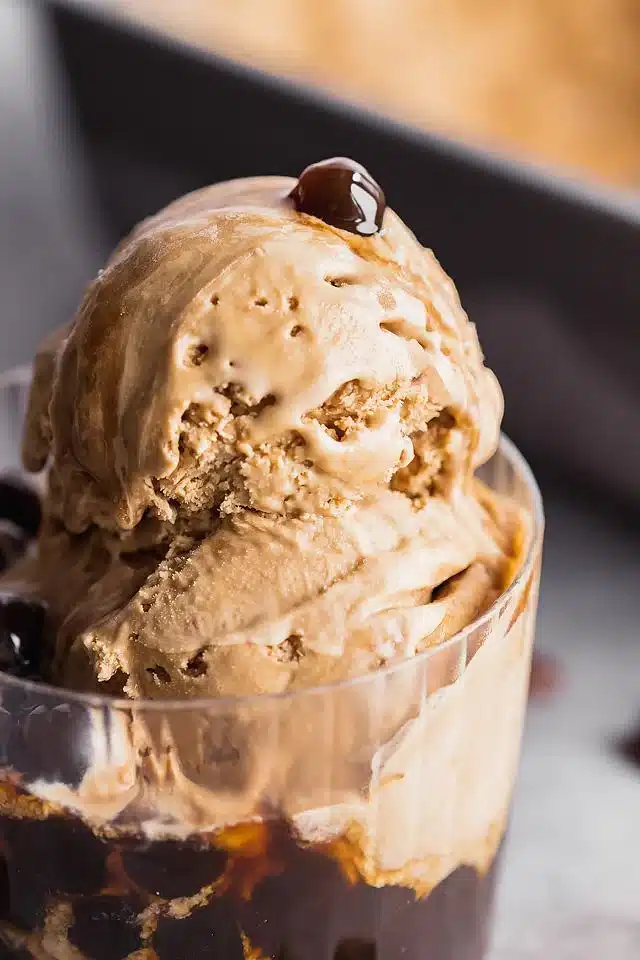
[12,167,537,894]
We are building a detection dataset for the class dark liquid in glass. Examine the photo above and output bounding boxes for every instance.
[0,800,500,960]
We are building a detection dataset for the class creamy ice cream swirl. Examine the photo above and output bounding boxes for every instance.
[17,172,512,698]
[24,176,501,536]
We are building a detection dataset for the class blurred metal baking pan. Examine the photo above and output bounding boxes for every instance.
[45,0,640,513]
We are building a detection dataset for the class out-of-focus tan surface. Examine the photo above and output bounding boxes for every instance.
[119,0,640,185]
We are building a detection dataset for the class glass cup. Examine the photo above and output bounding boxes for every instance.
[0,368,543,960]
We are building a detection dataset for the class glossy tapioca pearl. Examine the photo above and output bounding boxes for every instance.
[6,698,91,788]
[289,158,386,236]
[0,597,49,680]
[237,833,420,960]
[0,524,29,576]
[0,821,49,931]
[0,694,91,788]
[67,894,144,960]
[153,898,243,960]
[120,838,228,900]
[1,815,108,932]
[0,479,41,540]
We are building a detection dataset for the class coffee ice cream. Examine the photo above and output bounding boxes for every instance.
[19,166,511,697]
[0,160,541,960]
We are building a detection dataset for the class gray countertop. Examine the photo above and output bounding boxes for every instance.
[492,498,640,958]
[2,5,639,958]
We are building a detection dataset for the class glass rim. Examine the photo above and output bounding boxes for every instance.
[0,398,544,713]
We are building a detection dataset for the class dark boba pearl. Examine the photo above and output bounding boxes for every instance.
[0,526,28,575]
[12,817,107,896]
[1,822,47,930]
[0,480,41,539]
[68,895,142,960]
[289,158,386,236]
[0,696,91,788]
[154,899,243,960]
[121,839,228,899]
[239,845,341,960]
[1,816,108,931]
[0,596,49,680]
[20,702,91,787]
[0,944,32,959]
[238,832,419,960]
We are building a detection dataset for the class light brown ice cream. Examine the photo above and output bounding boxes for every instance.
[26,177,501,532]
[18,172,518,701]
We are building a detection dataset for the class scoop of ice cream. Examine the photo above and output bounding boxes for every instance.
[17,160,519,702]
[56,483,520,698]
[24,173,501,537]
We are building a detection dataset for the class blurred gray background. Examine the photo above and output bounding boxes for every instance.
[0,3,639,958]
[0,0,107,368]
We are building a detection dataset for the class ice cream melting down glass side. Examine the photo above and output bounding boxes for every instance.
[0,159,541,960]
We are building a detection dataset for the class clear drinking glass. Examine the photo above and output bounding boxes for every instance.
[0,369,543,960]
